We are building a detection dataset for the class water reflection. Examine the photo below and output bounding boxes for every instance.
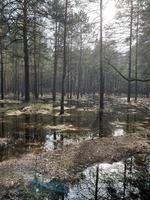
[113,128,124,136]
[67,153,150,200]
[0,113,5,137]
[44,113,64,151]
[125,111,137,134]
[0,114,47,161]
[0,99,150,161]
[0,103,4,108]
[45,133,64,151]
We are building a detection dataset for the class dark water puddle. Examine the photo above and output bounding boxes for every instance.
[0,98,150,161]
[0,101,21,109]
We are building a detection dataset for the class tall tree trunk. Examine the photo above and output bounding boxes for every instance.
[52,20,58,102]
[0,43,4,100]
[99,0,104,110]
[77,33,83,100]
[14,55,18,99]
[37,37,41,97]
[66,42,71,100]
[40,68,43,97]
[94,166,99,200]
[68,37,73,99]
[60,0,68,115]
[123,159,127,199]
[17,60,20,100]
[128,0,133,103]
[98,0,104,137]
[23,0,30,102]
[135,1,139,103]
[33,11,38,100]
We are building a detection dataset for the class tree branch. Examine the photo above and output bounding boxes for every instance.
[105,57,150,82]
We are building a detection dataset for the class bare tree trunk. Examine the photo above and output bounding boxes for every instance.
[128,0,133,103]
[37,37,41,97]
[17,60,20,100]
[0,43,4,100]
[94,165,99,200]
[135,1,139,103]
[67,45,70,100]
[33,11,38,100]
[99,0,104,137]
[99,0,104,110]
[13,54,18,99]
[77,33,83,100]
[40,68,43,97]
[66,39,72,101]
[23,0,30,102]
[60,0,68,115]
[53,20,58,102]
[123,159,127,199]
[33,38,38,100]
[68,37,73,100]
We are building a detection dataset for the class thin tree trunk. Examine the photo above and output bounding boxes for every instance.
[69,37,73,99]
[128,0,133,103]
[37,37,41,97]
[23,0,30,102]
[33,11,38,100]
[94,165,99,200]
[53,20,58,102]
[77,33,83,100]
[60,0,68,115]
[100,0,104,110]
[17,60,20,100]
[123,159,127,199]
[0,44,4,100]
[40,68,43,97]
[135,1,139,103]
[99,0,104,137]
[67,64,70,100]
[14,55,18,99]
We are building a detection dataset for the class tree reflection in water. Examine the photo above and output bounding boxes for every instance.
[67,153,150,200]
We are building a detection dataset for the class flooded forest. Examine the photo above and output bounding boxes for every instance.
[0,0,150,199]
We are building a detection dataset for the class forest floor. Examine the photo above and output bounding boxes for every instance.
[0,95,150,197]
[0,95,150,115]
[0,133,149,187]
[0,95,150,114]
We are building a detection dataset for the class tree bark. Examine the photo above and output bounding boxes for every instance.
[135,1,139,103]
[94,166,99,200]
[60,0,68,114]
[52,20,58,102]
[23,0,30,102]
[128,0,133,103]
[0,43,4,100]
[100,0,104,110]
[77,33,83,100]
[33,11,38,100]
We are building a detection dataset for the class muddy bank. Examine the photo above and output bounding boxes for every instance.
[0,134,149,188]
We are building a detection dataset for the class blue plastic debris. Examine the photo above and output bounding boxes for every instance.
[32,177,69,195]
[47,179,69,194]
